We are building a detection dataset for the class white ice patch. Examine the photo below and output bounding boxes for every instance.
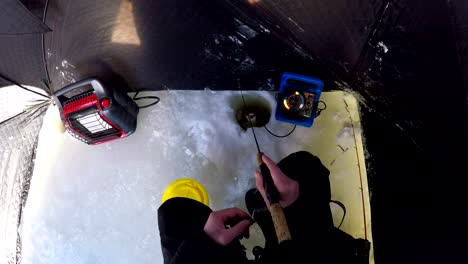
[287,17,305,32]
[234,18,258,40]
[53,59,77,86]
[377,41,389,53]
[58,70,76,85]
[239,56,256,70]
[336,126,354,150]
[61,60,76,69]
[228,35,243,46]
[259,24,271,33]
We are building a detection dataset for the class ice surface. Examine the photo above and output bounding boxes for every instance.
[0,85,49,264]
[20,91,371,264]
[0,85,48,122]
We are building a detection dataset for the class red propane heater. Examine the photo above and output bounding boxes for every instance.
[54,78,139,145]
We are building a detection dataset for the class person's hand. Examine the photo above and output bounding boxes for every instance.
[255,154,299,208]
[203,208,252,246]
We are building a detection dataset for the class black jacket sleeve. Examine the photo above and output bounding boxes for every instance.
[158,198,247,264]
[161,231,225,264]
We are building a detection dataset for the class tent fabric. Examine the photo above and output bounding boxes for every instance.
[0,0,49,88]
[0,111,46,264]
[0,0,49,34]
[0,34,48,89]
[41,0,377,93]
[18,0,48,20]
[43,0,315,92]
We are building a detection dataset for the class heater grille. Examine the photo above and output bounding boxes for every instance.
[67,106,121,142]
[75,112,112,133]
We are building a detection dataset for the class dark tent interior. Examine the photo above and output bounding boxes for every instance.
[1,0,467,263]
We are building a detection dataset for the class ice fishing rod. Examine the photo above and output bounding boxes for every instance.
[238,80,291,243]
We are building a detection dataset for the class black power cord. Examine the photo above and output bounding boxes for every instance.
[0,72,50,99]
[264,99,327,139]
[316,100,327,117]
[264,124,296,138]
[132,90,160,109]
[330,200,346,229]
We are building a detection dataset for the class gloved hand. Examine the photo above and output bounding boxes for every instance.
[204,208,253,246]
[255,154,300,208]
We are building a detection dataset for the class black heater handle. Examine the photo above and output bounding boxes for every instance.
[54,78,111,108]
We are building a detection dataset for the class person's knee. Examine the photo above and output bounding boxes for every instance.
[295,151,329,177]
[158,198,212,239]
[291,151,319,160]
[283,151,322,165]
[279,151,330,185]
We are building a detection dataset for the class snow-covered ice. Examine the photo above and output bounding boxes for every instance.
[20,90,371,264]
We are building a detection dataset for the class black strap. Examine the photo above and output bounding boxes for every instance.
[330,200,346,228]
[132,90,160,109]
